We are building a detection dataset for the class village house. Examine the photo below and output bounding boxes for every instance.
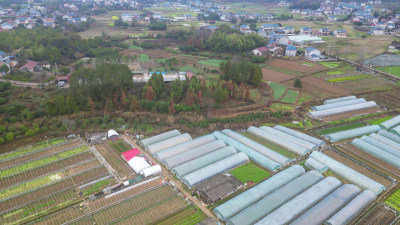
[285,45,297,57]
[0,51,10,64]
[259,23,280,31]
[272,35,290,45]
[0,21,14,30]
[318,28,331,36]
[305,47,321,60]
[326,15,337,22]
[372,27,385,36]
[300,27,312,35]
[239,24,253,34]
[20,61,40,73]
[280,26,294,34]
[333,29,347,37]
[252,46,268,56]
[121,13,133,22]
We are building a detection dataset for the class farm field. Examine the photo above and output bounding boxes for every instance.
[361,88,400,109]
[198,59,225,68]
[326,74,372,83]
[109,140,131,153]
[269,82,287,100]
[367,116,393,125]
[269,59,327,74]
[270,103,294,111]
[315,122,365,135]
[158,206,206,225]
[356,204,398,225]
[262,68,295,83]
[280,90,298,104]
[376,66,400,77]
[335,76,396,93]
[297,76,351,96]
[319,107,382,122]
[95,143,134,179]
[138,54,152,62]
[320,62,341,68]
[386,188,400,212]
[242,132,298,159]
[230,163,270,183]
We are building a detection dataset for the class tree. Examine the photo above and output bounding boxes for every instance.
[213,86,228,103]
[25,129,35,137]
[0,64,9,74]
[105,97,113,112]
[148,19,167,30]
[61,118,75,133]
[143,85,155,101]
[169,98,176,115]
[294,78,302,89]
[5,132,14,142]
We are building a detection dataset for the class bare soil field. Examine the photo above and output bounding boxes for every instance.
[362,88,400,109]
[72,166,109,186]
[95,144,134,180]
[339,144,400,180]
[356,204,398,225]
[334,76,396,94]
[319,107,382,122]
[88,178,162,211]
[270,59,327,74]
[262,68,295,82]
[323,148,393,188]
[33,204,86,225]
[0,141,81,169]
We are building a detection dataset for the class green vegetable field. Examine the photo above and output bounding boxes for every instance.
[327,74,372,83]
[320,62,341,68]
[230,163,270,183]
[316,122,365,135]
[386,188,400,212]
[110,140,131,153]
[270,82,287,100]
[198,59,226,67]
[138,54,152,62]
[280,90,298,104]
[367,116,393,125]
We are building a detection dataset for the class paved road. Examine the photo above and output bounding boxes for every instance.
[122,135,218,221]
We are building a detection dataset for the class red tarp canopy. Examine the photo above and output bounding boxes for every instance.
[121,148,141,161]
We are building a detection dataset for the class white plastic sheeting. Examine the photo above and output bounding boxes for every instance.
[127,157,151,174]
[377,130,400,144]
[255,177,342,225]
[325,190,376,225]
[107,129,119,138]
[162,140,226,169]
[153,134,215,160]
[146,133,192,154]
[370,133,400,150]
[221,129,292,165]
[139,130,181,147]
[324,125,381,142]
[290,184,360,225]
[323,96,357,104]
[305,158,328,173]
[213,165,305,221]
[260,126,317,150]
[379,115,400,130]
[172,147,237,178]
[182,152,249,188]
[361,135,400,158]
[392,125,400,136]
[308,101,378,118]
[141,165,161,177]
[312,98,366,111]
[274,125,325,147]
[227,170,323,225]
[351,138,400,168]
[248,126,309,156]
[309,151,385,195]
[213,131,281,171]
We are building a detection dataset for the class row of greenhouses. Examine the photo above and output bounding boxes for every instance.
[309,95,378,119]
[213,165,377,225]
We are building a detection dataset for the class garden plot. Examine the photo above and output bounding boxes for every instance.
[364,54,400,67]
[262,68,295,83]
[109,140,131,153]
[376,66,400,77]
[95,143,134,179]
[316,122,366,135]
[320,62,341,68]
[320,107,382,122]
[230,163,270,184]
[269,82,287,101]
[326,74,372,83]
[362,88,400,109]
[386,188,400,212]
[270,59,327,74]
[30,203,87,225]
[356,204,398,225]
[280,90,299,104]
[298,76,351,96]
[198,59,226,68]
[158,206,206,225]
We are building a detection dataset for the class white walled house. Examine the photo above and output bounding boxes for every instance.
[333,29,347,37]
[121,13,133,22]
[285,45,297,57]
[252,47,268,56]
[305,47,321,59]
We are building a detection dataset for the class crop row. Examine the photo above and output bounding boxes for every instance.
[385,188,400,212]
[0,173,61,200]
[326,74,372,83]
[0,146,89,178]
[316,122,365,135]
[82,179,110,196]
[0,138,66,162]
[230,163,270,184]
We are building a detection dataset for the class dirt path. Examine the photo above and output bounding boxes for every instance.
[122,135,218,221]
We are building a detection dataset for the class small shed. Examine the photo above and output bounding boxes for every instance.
[107,130,119,139]
[195,174,242,204]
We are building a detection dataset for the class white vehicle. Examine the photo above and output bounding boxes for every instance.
[58,81,65,87]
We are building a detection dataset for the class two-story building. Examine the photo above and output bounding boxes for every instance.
[285,45,297,57]
[300,27,312,35]
[0,51,10,64]
[305,47,321,59]
[333,29,347,37]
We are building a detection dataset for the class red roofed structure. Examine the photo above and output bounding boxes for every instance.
[20,61,39,72]
[121,148,141,161]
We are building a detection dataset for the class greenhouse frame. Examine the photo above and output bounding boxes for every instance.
[325,190,376,225]
[146,133,192,154]
[377,130,400,144]
[311,98,366,111]
[361,135,400,158]
[370,133,400,150]
[255,177,342,225]
[290,184,360,225]
[139,129,181,147]
[182,152,249,188]
[323,96,357,104]
[308,101,378,118]
[309,151,385,195]
[351,138,400,168]
[391,124,400,136]
[323,125,381,142]
[248,126,309,156]
[172,147,237,178]
[153,134,215,160]
[162,140,226,169]
[221,129,292,165]
[260,126,318,150]
[274,125,325,147]
[213,131,281,171]
[227,170,323,225]
[213,165,305,221]
[379,115,400,130]
[305,158,328,173]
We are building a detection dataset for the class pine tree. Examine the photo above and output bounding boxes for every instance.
[144,85,155,101]
[169,98,176,115]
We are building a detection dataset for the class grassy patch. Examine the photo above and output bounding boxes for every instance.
[264,65,304,76]
[320,62,341,68]
[110,140,130,153]
[159,206,206,225]
[376,66,400,77]
[327,74,372,83]
[242,132,298,159]
[270,82,287,100]
[280,90,298,104]
[198,59,226,67]
[298,92,314,104]
[138,54,151,62]
[230,163,270,183]
[129,45,142,50]
[179,66,202,74]
[327,71,343,75]
[83,179,110,196]
[367,116,393,125]
[303,62,313,66]
[316,122,365,135]
[386,188,400,212]
[270,103,294,111]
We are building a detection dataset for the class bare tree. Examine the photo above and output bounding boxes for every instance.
[357,46,368,65]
